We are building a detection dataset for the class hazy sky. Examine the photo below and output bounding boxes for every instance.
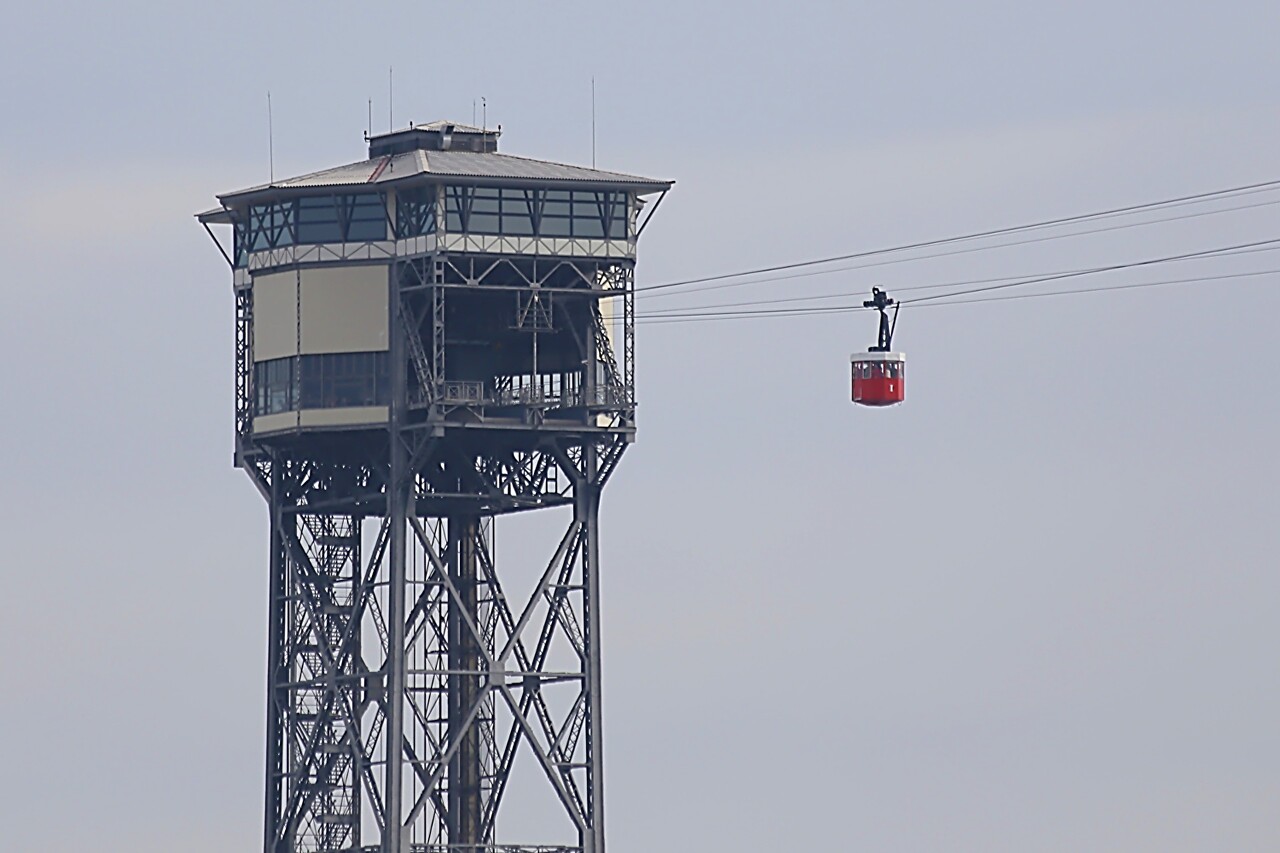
[2,3,1278,851]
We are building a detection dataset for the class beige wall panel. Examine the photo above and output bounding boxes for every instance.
[252,271,299,362]
[299,265,389,354]
[299,406,389,428]
[253,411,299,434]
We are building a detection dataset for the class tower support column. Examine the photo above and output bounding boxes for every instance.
[384,261,410,853]
[449,514,484,851]
[579,443,606,853]
[264,460,286,853]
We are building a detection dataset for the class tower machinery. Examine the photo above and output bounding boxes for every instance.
[198,120,671,853]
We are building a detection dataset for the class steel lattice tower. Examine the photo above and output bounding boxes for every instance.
[199,121,671,853]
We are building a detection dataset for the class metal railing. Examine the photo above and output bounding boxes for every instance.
[440,381,485,404]
[421,379,631,411]
[357,846,576,853]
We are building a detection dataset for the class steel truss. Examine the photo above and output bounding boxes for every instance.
[259,436,621,853]
[392,254,634,422]
[246,249,633,853]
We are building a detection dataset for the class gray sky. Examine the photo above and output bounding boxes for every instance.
[1,3,1278,851]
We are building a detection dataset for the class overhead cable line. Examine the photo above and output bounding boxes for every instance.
[634,239,1280,323]
[635,178,1280,295]
[910,269,1278,309]
[636,269,1278,325]
[899,237,1280,304]
[638,197,1280,302]
[637,244,1280,316]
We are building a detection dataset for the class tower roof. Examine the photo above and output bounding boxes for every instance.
[206,121,672,212]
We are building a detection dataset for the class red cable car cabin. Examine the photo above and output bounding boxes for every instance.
[850,351,905,406]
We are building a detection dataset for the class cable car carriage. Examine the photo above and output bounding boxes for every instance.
[851,288,906,407]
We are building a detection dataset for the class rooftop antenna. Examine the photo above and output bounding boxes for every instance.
[267,90,275,184]
[482,96,487,132]
[472,98,477,127]
[591,76,597,168]
[367,98,373,140]
[388,66,394,132]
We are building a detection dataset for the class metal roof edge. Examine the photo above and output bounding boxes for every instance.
[196,206,234,224]
[213,150,673,203]
[440,149,671,185]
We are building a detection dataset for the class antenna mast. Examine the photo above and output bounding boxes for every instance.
[267,91,274,183]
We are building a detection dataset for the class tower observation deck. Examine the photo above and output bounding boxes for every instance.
[198,120,671,853]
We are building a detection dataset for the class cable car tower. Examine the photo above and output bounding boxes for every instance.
[199,121,671,853]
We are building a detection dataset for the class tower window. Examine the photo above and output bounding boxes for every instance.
[254,352,390,416]
[235,193,388,265]
[445,186,628,239]
[395,186,437,238]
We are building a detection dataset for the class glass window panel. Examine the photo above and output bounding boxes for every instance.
[254,357,295,414]
[300,361,323,409]
[608,215,627,239]
[343,194,386,241]
[395,187,435,237]
[540,216,571,237]
[297,196,337,220]
[297,221,343,242]
[347,219,386,241]
[374,352,390,404]
[250,206,271,251]
[468,212,500,234]
[574,215,605,238]
[503,213,534,236]
[447,187,471,211]
[542,192,570,218]
[271,203,296,247]
[499,192,529,215]
[234,222,249,266]
[349,194,384,211]
[542,200,571,217]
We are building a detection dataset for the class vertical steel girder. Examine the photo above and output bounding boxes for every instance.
[235,284,254,440]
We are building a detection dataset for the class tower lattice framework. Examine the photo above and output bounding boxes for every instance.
[238,254,636,853]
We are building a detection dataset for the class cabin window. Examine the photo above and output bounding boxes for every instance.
[254,357,296,415]
[255,351,390,415]
[395,186,437,237]
[298,351,390,409]
[444,186,628,239]
[237,193,387,260]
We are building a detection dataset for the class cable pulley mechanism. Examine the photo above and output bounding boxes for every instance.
[851,288,906,407]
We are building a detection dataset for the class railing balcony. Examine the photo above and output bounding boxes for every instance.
[440,381,486,405]
[416,379,632,412]
[355,840,576,845]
